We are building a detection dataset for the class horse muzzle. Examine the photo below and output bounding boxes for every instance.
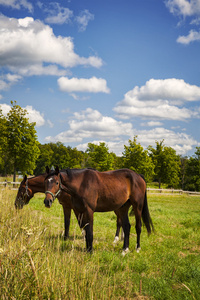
[44,197,53,208]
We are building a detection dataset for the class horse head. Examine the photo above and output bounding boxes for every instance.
[15,175,33,209]
[44,166,61,208]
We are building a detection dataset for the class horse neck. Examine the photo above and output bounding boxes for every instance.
[27,175,45,194]
[61,171,81,195]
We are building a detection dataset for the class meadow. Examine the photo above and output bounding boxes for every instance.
[0,188,199,299]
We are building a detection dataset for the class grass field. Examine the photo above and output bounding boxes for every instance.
[0,188,200,299]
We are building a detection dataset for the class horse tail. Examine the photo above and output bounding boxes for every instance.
[142,190,154,235]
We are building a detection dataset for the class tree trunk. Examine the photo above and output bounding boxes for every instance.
[13,166,16,188]
[159,178,161,189]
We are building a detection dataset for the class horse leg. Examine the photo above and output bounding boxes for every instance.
[113,211,122,244]
[117,206,131,255]
[135,213,142,252]
[62,204,71,240]
[121,215,131,254]
[132,206,142,252]
[80,208,94,253]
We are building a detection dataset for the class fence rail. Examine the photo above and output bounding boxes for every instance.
[0,181,20,188]
[147,187,200,196]
[0,181,200,195]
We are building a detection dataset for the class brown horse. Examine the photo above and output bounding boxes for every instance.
[15,171,125,242]
[14,173,76,239]
[44,167,154,253]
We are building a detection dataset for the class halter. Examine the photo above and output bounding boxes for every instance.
[25,179,29,198]
[45,176,63,202]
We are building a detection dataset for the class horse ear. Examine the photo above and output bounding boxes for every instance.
[55,166,59,175]
[46,166,50,174]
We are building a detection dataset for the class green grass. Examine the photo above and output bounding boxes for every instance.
[0,188,200,299]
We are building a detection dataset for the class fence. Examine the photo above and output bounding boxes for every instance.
[147,187,200,196]
[1,181,200,195]
[0,181,20,188]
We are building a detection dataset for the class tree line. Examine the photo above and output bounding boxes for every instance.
[0,102,200,191]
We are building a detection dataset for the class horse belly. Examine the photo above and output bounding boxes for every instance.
[95,190,129,212]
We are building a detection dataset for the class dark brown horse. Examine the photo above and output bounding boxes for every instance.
[15,173,75,239]
[15,171,125,242]
[44,167,154,253]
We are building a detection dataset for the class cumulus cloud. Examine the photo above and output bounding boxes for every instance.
[0,103,45,127]
[114,78,200,121]
[165,0,200,17]
[0,73,22,93]
[0,0,33,12]
[165,0,200,44]
[75,9,94,32]
[58,76,110,93]
[45,108,133,144]
[44,107,198,156]
[0,15,103,76]
[43,3,73,25]
[177,29,200,44]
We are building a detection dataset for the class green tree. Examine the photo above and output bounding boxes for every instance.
[48,142,71,169]
[122,136,155,182]
[6,101,40,181]
[184,147,200,191]
[148,140,181,188]
[0,108,8,173]
[34,143,54,175]
[86,142,114,171]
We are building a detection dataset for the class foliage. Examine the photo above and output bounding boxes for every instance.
[0,188,200,299]
[0,109,8,171]
[148,140,181,188]
[122,136,155,182]
[0,101,40,180]
[34,143,85,175]
[34,143,54,175]
[86,142,115,171]
[184,147,200,191]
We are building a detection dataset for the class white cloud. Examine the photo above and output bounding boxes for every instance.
[75,9,94,32]
[0,15,103,76]
[114,78,200,121]
[45,108,133,143]
[0,0,33,12]
[44,3,73,25]
[0,103,45,127]
[177,29,200,44]
[58,77,110,93]
[0,73,22,91]
[165,0,200,17]
[141,121,163,127]
[44,107,198,156]
[25,106,45,127]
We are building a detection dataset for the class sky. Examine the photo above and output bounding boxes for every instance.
[0,0,200,157]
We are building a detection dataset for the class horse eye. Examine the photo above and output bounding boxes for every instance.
[56,182,59,185]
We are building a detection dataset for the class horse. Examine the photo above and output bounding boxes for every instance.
[44,167,154,254]
[15,170,126,242]
[15,173,75,239]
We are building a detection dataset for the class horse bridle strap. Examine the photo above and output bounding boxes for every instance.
[45,177,63,201]
[25,179,29,197]
[45,189,61,201]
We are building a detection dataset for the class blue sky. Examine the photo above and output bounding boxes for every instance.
[0,0,200,156]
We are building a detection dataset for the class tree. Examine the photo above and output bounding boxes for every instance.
[148,140,181,188]
[86,142,115,171]
[6,101,40,181]
[122,136,155,182]
[184,147,200,191]
[34,143,54,175]
[0,108,8,174]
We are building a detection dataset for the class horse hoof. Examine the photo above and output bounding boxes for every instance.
[136,247,141,253]
[122,248,129,256]
[113,236,119,245]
